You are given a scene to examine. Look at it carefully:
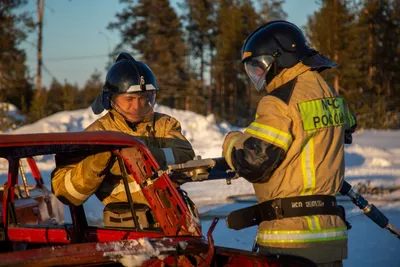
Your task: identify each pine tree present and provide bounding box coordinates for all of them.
[78,70,103,109]
[0,0,34,119]
[45,79,63,114]
[306,0,355,93]
[183,0,216,83]
[182,0,218,114]
[108,0,189,110]
[213,0,261,125]
[306,0,399,128]
[259,0,288,22]
[354,0,400,128]
[45,79,79,114]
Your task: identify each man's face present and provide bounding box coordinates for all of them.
[112,91,156,122]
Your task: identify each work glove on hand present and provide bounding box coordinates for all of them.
[345,115,357,144]
[222,131,243,170]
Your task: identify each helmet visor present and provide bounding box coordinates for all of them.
[111,90,156,122]
[244,55,275,92]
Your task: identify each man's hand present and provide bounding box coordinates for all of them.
[222,131,243,170]
[345,114,357,144]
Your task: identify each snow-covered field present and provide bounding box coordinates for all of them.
[1,105,399,267]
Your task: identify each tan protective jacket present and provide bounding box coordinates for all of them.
[227,63,356,263]
[51,110,195,207]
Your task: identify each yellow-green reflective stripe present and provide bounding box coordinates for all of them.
[258,227,347,234]
[305,215,321,231]
[313,215,321,230]
[257,236,347,243]
[298,97,346,131]
[256,228,347,243]
[301,137,315,195]
[305,216,313,230]
[245,122,292,151]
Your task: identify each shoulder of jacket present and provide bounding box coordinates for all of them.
[267,77,297,105]
[154,112,178,123]
[154,112,170,119]
[85,113,109,131]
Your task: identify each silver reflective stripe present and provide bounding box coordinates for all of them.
[162,148,175,165]
[107,182,142,195]
[64,170,90,201]
[257,228,347,243]
[126,84,156,92]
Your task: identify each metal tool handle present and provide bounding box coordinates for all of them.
[341,180,400,239]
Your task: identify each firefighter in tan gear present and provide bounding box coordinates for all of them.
[52,52,195,228]
[222,21,357,267]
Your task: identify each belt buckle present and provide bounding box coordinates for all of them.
[271,200,284,219]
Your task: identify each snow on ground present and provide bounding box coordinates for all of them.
[1,106,400,266]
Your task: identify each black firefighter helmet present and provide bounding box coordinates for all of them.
[91,52,158,115]
[242,20,337,92]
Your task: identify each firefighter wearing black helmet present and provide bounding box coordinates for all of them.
[222,21,356,266]
[51,52,195,228]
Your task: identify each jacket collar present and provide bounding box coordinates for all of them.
[266,62,311,93]
[109,109,155,133]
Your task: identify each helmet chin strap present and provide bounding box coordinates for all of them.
[110,100,153,123]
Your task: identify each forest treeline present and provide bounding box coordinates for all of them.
[0,0,399,131]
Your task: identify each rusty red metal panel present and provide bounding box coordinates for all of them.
[0,131,149,159]
[0,237,209,267]
[213,246,318,267]
[0,131,142,148]
[7,227,71,244]
[117,147,202,237]
[3,159,19,225]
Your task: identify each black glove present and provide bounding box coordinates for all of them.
[344,132,353,144]
[344,115,357,144]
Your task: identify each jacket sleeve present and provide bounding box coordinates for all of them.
[150,116,195,167]
[230,96,293,183]
[51,121,111,206]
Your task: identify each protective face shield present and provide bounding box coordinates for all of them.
[111,90,156,122]
[244,55,275,92]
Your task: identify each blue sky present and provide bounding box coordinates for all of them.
[20,0,320,89]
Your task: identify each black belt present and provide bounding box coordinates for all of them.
[226,195,347,230]
[260,195,342,221]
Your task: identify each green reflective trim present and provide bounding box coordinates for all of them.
[256,227,348,244]
[257,236,347,244]
[258,227,347,235]
[298,97,346,131]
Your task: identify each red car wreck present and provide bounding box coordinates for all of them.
[0,131,316,267]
